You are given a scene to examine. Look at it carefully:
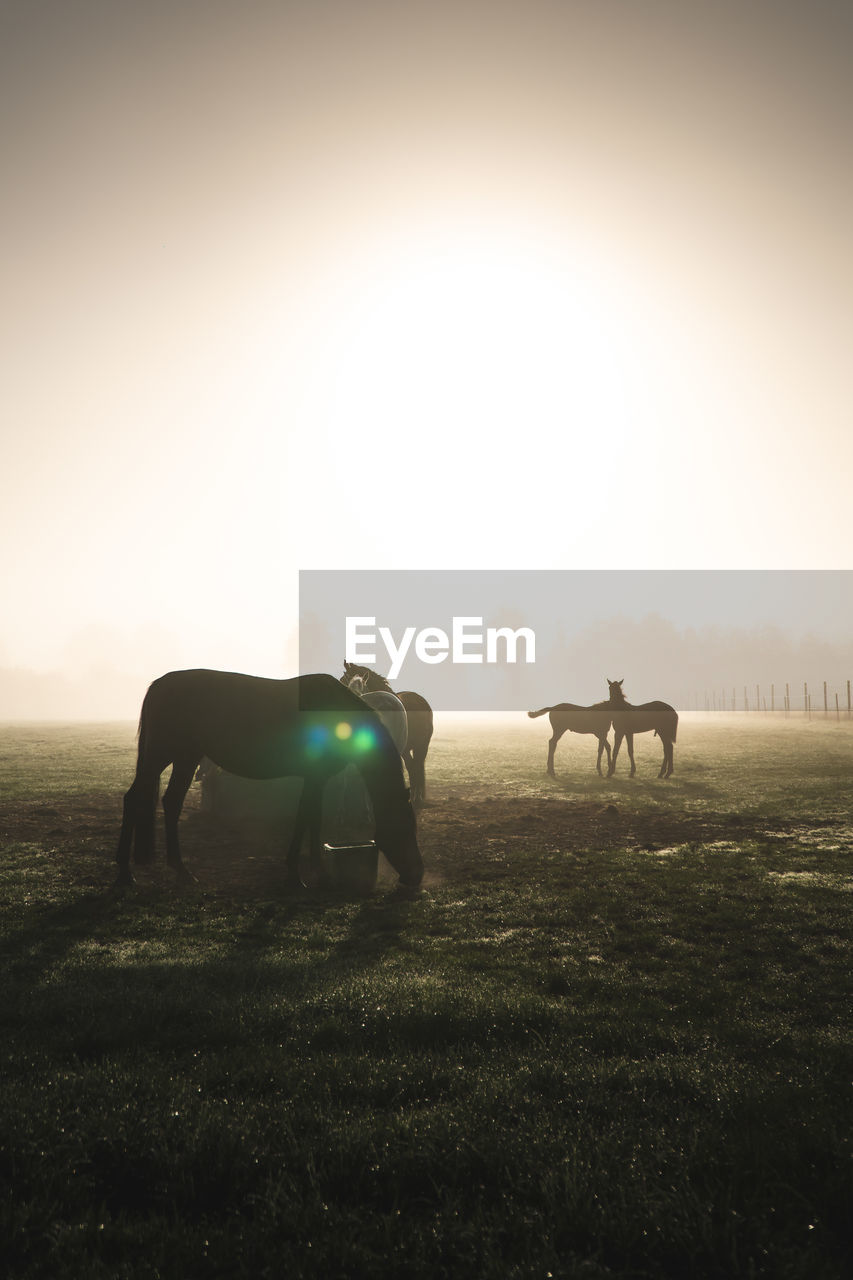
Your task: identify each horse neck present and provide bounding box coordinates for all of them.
[357,732,408,812]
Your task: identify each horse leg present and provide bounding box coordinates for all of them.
[285,788,308,888]
[547,727,566,777]
[305,779,330,886]
[626,733,636,777]
[115,769,161,887]
[162,757,201,883]
[115,780,141,887]
[401,746,416,802]
[285,778,324,889]
[410,746,428,807]
[596,735,611,776]
[402,743,427,808]
[663,739,674,778]
[608,731,623,777]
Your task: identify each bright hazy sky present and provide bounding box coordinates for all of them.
[2,0,851,705]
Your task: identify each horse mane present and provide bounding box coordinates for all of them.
[343,661,393,693]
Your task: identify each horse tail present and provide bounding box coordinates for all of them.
[131,698,159,864]
[655,713,678,742]
[528,707,552,719]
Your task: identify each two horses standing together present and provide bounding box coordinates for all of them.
[529,679,678,779]
[114,664,433,892]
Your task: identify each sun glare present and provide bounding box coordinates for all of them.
[260,213,712,567]
[322,226,638,460]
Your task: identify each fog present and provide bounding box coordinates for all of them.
[2,613,849,720]
[2,1,851,718]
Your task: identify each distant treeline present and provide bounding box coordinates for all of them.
[3,611,852,719]
[525,616,853,710]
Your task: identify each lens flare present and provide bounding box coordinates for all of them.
[335,721,353,740]
[304,723,330,760]
[352,726,375,753]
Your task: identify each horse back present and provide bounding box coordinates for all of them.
[611,700,678,738]
[547,702,611,735]
[140,670,377,771]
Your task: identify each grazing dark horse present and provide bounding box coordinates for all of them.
[527,702,613,776]
[115,670,424,890]
[606,678,678,778]
[342,661,434,807]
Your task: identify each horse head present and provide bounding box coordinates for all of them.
[342,661,392,694]
[607,678,627,705]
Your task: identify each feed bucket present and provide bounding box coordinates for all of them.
[322,842,379,894]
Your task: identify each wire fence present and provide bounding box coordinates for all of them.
[685,681,853,717]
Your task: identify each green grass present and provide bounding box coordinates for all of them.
[0,715,851,1278]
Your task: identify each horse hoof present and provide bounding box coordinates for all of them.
[388,882,423,902]
[113,872,136,891]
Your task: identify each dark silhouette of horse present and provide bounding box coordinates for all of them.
[115,670,424,890]
[527,702,613,776]
[606,678,678,778]
[342,662,434,807]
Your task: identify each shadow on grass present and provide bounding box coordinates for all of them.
[0,849,426,1058]
[545,770,723,801]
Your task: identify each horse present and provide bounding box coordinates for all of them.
[342,661,434,807]
[344,676,409,752]
[527,702,613,776]
[114,670,424,890]
[606,678,678,778]
[329,675,408,826]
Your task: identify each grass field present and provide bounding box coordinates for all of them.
[1,713,851,1278]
